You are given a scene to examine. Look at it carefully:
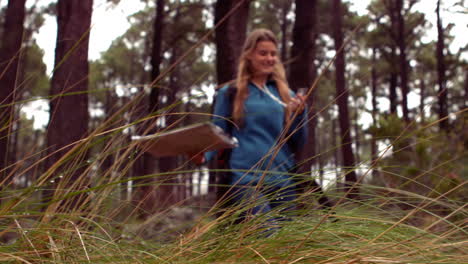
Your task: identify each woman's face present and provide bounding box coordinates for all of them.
[248,40,278,77]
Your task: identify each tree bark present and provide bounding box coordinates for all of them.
[155,43,181,211]
[332,119,341,188]
[132,0,167,219]
[280,1,292,62]
[371,47,378,178]
[211,0,250,195]
[354,109,360,163]
[44,0,93,210]
[389,47,398,115]
[149,0,165,114]
[464,70,468,110]
[317,137,324,187]
[214,0,250,84]
[395,0,410,122]
[289,0,326,202]
[0,0,27,192]
[101,84,118,174]
[332,0,358,198]
[436,0,448,130]
[289,0,318,174]
[289,0,334,207]
[419,76,426,123]
[375,14,398,116]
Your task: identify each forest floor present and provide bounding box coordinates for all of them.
[0,191,465,263]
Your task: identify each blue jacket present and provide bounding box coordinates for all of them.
[207,81,308,187]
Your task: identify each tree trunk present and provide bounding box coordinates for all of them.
[155,44,181,211]
[317,134,324,187]
[0,0,26,193]
[419,76,426,123]
[280,1,292,62]
[332,0,358,198]
[436,0,448,131]
[149,0,165,114]
[101,89,130,204]
[371,47,378,178]
[289,0,318,176]
[211,0,250,195]
[44,0,93,210]
[102,87,117,173]
[389,48,398,115]
[8,105,21,184]
[354,109,360,163]
[131,0,166,219]
[376,13,398,116]
[214,0,250,84]
[332,119,341,188]
[464,71,468,110]
[289,0,333,207]
[396,0,410,122]
[198,168,203,196]
[183,101,194,200]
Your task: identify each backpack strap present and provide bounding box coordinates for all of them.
[211,85,237,135]
[224,85,237,135]
[213,85,237,212]
[216,85,236,169]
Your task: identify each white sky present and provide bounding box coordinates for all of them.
[33,0,147,74]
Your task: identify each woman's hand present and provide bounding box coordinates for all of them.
[288,95,306,114]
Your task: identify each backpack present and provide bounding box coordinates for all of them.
[209,85,333,211]
[209,86,237,211]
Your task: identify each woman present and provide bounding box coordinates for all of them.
[200,29,308,223]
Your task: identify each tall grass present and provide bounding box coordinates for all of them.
[2,52,467,263]
[0,98,466,263]
[1,3,466,261]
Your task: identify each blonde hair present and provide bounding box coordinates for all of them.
[233,28,292,125]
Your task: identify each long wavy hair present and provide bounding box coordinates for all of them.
[232,28,292,125]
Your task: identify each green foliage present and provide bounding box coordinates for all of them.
[89,0,214,101]
[21,41,50,97]
[250,0,293,35]
[23,5,47,42]
[368,114,466,203]
[368,114,405,139]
